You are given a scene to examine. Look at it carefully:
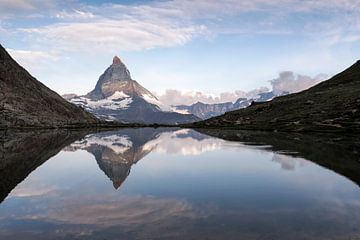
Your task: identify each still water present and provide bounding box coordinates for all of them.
[0,128,359,240]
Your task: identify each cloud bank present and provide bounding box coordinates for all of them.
[157,72,328,105]
[270,71,328,95]
[156,87,269,106]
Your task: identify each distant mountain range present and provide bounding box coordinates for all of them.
[194,60,360,132]
[0,44,98,128]
[174,92,288,119]
[65,56,200,124]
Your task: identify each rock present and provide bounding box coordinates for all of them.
[0,44,99,129]
[66,56,200,124]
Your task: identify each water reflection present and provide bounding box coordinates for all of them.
[65,128,167,189]
[197,129,360,186]
[64,128,229,189]
[0,128,359,239]
[0,130,89,202]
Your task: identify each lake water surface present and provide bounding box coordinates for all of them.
[0,128,359,240]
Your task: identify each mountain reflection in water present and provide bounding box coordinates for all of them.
[0,128,359,240]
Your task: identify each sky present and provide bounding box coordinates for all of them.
[1,0,359,105]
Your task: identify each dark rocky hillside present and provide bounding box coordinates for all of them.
[194,61,360,133]
[0,44,99,129]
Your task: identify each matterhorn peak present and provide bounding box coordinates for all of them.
[113,56,122,65]
[71,52,200,124]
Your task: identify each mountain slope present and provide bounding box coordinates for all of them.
[0,44,99,128]
[194,61,360,132]
[67,56,200,124]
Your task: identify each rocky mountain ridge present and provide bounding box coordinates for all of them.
[0,44,99,128]
[66,56,200,124]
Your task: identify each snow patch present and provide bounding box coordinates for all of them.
[70,91,132,111]
[171,107,190,114]
[71,134,133,155]
[108,91,129,99]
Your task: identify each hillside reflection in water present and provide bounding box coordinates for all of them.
[0,128,359,240]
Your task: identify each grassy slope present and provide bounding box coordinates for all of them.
[194,61,360,132]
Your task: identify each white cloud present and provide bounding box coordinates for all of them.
[0,0,56,18]
[156,87,269,106]
[55,9,96,20]
[21,18,206,53]
[270,71,328,95]
[0,0,39,11]
[157,71,328,105]
[6,48,58,70]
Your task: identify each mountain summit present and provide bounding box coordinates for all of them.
[86,55,153,101]
[67,56,200,124]
[112,56,122,65]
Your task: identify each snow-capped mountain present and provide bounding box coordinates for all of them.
[174,92,288,119]
[65,56,200,124]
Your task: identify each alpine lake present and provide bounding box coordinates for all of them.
[0,128,359,240]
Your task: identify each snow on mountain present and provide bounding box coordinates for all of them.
[65,56,200,124]
[70,91,133,111]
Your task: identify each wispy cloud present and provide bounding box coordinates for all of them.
[0,0,57,19]
[6,48,58,70]
[13,2,208,53]
[55,9,96,20]
[22,19,206,52]
[3,0,360,53]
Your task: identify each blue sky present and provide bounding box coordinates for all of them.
[1,0,359,104]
